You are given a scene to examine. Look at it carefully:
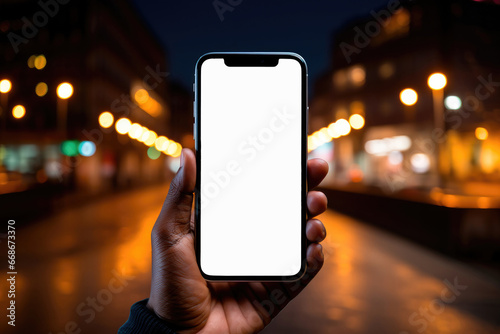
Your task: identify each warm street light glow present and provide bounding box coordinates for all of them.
[34,55,47,70]
[112,116,180,156]
[139,127,150,142]
[155,136,169,151]
[170,143,182,157]
[128,123,143,139]
[320,127,332,141]
[99,111,114,128]
[115,118,131,134]
[411,153,431,174]
[349,114,365,130]
[327,122,341,139]
[0,79,12,93]
[400,88,418,106]
[427,73,447,90]
[167,142,180,155]
[336,118,351,136]
[35,82,48,97]
[132,87,162,117]
[57,82,73,99]
[144,131,157,146]
[444,96,462,110]
[27,55,36,68]
[349,65,366,86]
[475,127,488,140]
[12,105,26,119]
[134,89,150,104]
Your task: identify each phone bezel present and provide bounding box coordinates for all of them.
[194,52,308,281]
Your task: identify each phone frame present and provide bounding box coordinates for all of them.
[194,52,308,281]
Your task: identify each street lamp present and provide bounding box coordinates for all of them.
[1,79,12,129]
[427,73,447,90]
[0,79,11,93]
[57,82,73,99]
[427,72,447,187]
[12,105,26,119]
[427,72,447,129]
[56,82,73,136]
[399,88,418,106]
[349,114,365,130]
[98,111,114,128]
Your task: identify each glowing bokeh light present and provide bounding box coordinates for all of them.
[0,79,12,93]
[12,105,26,119]
[336,118,351,136]
[78,141,96,157]
[167,142,179,155]
[98,111,114,128]
[115,118,131,134]
[155,136,169,151]
[349,114,365,130]
[147,147,161,160]
[128,123,143,139]
[61,140,80,157]
[411,153,430,173]
[475,127,488,141]
[144,131,157,146]
[27,55,36,68]
[34,55,47,70]
[57,82,73,99]
[134,89,150,104]
[139,127,150,142]
[327,122,341,139]
[427,73,447,90]
[35,82,48,97]
[444,96,462,110]
[400,88,418,106]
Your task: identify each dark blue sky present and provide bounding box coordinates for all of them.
[131,0,388,91]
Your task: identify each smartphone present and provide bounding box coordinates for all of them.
[194,52,307,281]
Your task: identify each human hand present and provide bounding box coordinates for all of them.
[147,148,329,333]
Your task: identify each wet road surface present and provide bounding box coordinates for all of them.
[1,184,499,333]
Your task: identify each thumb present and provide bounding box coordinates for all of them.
[153,148,196,248]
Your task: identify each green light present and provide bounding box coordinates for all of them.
[61,140,80,156]
[147,147,161,160]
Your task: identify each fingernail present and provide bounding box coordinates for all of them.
[316,244,324,261]
[180,149,185,168]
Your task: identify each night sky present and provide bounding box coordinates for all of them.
[131,0,388,92]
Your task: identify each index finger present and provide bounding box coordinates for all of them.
[307,158,329,189]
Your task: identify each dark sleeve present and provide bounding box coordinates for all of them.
[118,299,178,334]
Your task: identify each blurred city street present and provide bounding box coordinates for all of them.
[2,0,500,333]
[1,182,499,334]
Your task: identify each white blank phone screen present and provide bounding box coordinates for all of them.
[200,58,303,277]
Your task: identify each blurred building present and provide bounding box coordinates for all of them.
[309,0,500,257]
[310,0,500,205]
[0,0,184,207]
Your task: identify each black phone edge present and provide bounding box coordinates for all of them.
[193,52,308,282]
